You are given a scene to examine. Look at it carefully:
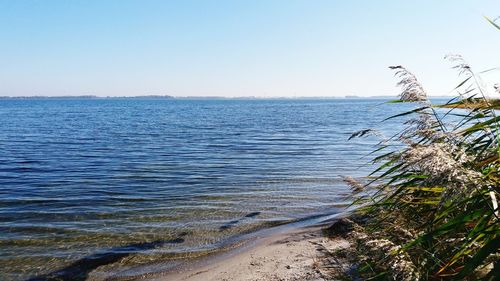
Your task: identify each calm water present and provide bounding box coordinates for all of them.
[0,98,408,280]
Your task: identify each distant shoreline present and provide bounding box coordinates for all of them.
[0,95,175,99]
[0,95,455,100]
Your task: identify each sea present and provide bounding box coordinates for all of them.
[0,98,414,280]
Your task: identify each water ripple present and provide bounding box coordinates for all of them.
[0,98,411,280]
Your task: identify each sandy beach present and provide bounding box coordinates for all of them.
[150,219,350,281]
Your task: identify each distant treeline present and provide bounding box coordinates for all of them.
[0,95,174,99]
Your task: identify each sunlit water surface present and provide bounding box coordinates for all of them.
[0,98,415,280]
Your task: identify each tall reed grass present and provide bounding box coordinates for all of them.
[350,45,499,279]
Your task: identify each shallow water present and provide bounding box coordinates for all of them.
[0,98,410,280]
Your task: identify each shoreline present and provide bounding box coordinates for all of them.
[136,213,351,281]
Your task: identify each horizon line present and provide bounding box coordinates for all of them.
[0,94,460,99]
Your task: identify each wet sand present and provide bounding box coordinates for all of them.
[149,217,350,281]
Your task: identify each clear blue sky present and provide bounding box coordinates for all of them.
[0,0,498,97]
